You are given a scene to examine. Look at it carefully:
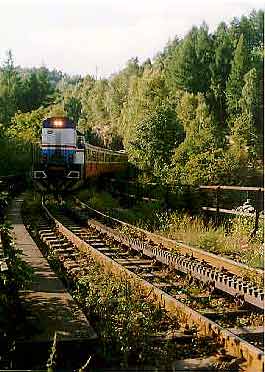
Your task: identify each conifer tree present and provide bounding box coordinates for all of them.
[0,50,22,124]
[210,22,233,126]
[226,34,249,118]
[230,68,258,156]
[165,24,213,94]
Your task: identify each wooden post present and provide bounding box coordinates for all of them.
[216,186,220,213]
[214,186,221,225]
[251,188,261,237]
[164,185,169,209]
[136,181,140,202]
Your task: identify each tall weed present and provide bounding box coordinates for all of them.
[158,212,264,269]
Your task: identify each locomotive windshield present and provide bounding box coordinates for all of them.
[43,117,75,129]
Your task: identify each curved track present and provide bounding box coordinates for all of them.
[36,200,264,372]
[72,200,264,309]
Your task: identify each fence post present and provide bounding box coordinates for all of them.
[164,184,169,209]
[251,188,261,237]
[216,186,220,213]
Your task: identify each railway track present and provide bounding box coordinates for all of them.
[69,199,264,310]
[73,199,264,280]
[33,199,264,371]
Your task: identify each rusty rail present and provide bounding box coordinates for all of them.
[200,186,264,192]
[75,201,264,302]
[82,213,264,310]
[42,201,264,372]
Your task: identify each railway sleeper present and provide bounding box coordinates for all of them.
[42,204,264,372]
[150,330,193,343]
[59,213,263,313]
[39,233,56,239]
[38,229,53,233]
[199,309,253,320]
[86,221,264,310]
[228,326,264,337]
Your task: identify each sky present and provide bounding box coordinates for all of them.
[0,0,263,77]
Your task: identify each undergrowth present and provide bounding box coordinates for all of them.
[76,189,264,270]
[163,213,264,269]
[0,218,34,370]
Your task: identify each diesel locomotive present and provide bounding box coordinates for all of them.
[33,117,84,180]
[33,116,127,183]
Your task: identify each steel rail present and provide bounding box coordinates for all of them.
[74,200,264,310]
[200,185,264,192]
[76,199,263,274]
[41,201,264,372]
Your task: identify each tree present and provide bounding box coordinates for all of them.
[229,10,264,53]
[7,107,47,143]
[64,96,82,123]
[165,24,213,94]
[226,34,249,118]
[127,104,183,176]
[46,102,66,118]
[121,69,183,178]
[20,72,41,112]
[170,93,223,185]
[210,22,233,126]
[0,50,22,124]
[229,68,258,157]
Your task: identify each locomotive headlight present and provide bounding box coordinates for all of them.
[53,119,64,127]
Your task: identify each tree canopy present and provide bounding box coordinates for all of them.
[0,10,263,183]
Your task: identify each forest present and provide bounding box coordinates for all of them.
[0,10,263,185]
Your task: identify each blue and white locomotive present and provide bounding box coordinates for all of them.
[33,116,128,187]
[33,117,84,180]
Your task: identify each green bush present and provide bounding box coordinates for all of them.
[197,229,225,253]
[89,191,120,210]
[0,137,33,176]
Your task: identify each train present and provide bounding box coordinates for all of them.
[33,116,127,183]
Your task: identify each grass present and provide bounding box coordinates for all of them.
[76,189,264,270]
[76,188,163,228]
[77,188,120,211]
[161,213,264,269]
[23,192,218,369]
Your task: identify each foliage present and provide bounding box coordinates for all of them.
[77,188,164,229]
[226,34,250,118]
[229,68,259,157]
[0,50,22,124]
[126,103,183,176]
[0,221,34,370]
[209,22,233,126]
[7,107,47,143]
[85,190,264,272]
[0,136,34,175]
[0,222,34,292]
[160,212,264,271]
[64,96,82,123]
[165,24,213,94]
[169,93,223,185]
[87,191,120,211]
[0,51,55,127]
[72,262,179,367]
[0,10,263,185]
[120,69,183,177]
